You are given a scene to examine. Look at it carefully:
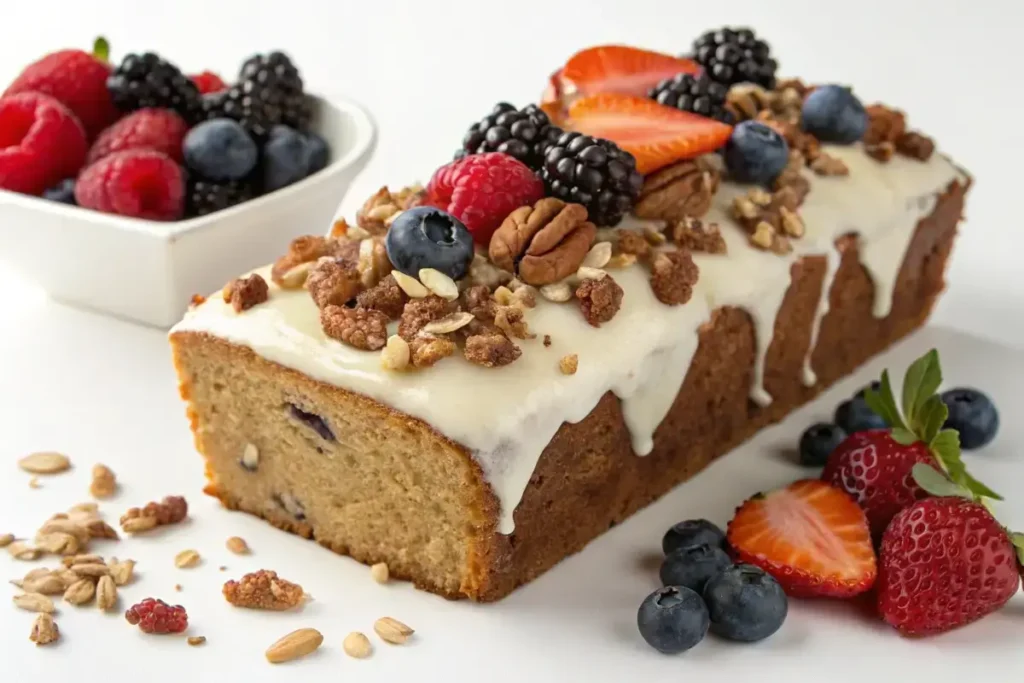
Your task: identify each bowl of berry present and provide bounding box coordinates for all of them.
[0,38,376,328]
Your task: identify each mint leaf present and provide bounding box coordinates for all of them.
[930,428,961,477]
[902,349,942,435]
[919,395,949,445]
[961,471,1003,502]
[911,463,971,498]
[864,370,906,431]
[891,427,918,445]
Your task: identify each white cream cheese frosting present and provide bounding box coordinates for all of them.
[171,143,963,534]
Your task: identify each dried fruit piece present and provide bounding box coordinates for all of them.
[374,616,414,644]
[266,628,323,663]
[18,451,71,474]
[125,598,189,634]
[119,495,187,533]
[223,569,304,611]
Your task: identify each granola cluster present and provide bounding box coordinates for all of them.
[864,104,935,163]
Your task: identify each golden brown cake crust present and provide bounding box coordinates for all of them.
[170,178,966,603]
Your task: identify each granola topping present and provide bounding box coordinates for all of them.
[222,274,269,313]
[668,217,727,254]
[650,251,700,306]
[321,306,389,351]
[306,256,362,309]
[575,275,623,327]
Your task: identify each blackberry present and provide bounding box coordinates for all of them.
[203,52,311,138]
[540,131,643,227]
[107,53,202,122]
[186,179,255,217]
[692,27,778,89]
[456,103,562,169]
[649,72,733,124]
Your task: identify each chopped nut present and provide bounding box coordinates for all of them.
[581,241,613,269]
[606,253,638,269]
[320,305,389,351]
[271,235,332,286]
[634,156,720,220]
[643,226,667,246]
[189,294,206,309]
[356,274,407,319]
[467,251,513,290]
[866,141,895,162]
[418,268,459,301]
[357,236,393,289]
[747,187,773,206]
[30,613,59,646]
[493,305,532,339]
[226,537,250,555]
[278,261,313,290]
[650,250,700,306]
[222,274,269,313]
[29,476,41,489]
[398,296,454,340]
[616,230,651,259]
[356,186,422,235]
[374,617,414,644]
[575,275,623,327]
[391,269,430,298]
[779,206,805,238]
[463,333,521,368]
[370,562,389,584]
[492,285,514,306]
[96,575,117,611]
[539,282,572,303]
[864,103,906,146]
[8,541,40,561]
[575,266,607,281]
[810,153,849,176]
[422,311,475,335]
[0,533,13,548]
[306,256,362,309]
[725,83,774,122]
[751,221,776,249]
[89,463,117,498]
[63,578,95,606]
[559,354,579,375]
[223,569,305,611]
[18,451,70,474]
[266,628,324,664]
[669,217,727,254]
[896,131,935,161]
[343,631,372,658]
[13,592,56,613]
[543,334,552,347]
[107,558,135,586]
[489,198,596,286]
[380,335,411,371]
[241,442,259,471]
[175,549,201,569]
[409,335,457,368]
[188,635,207,646]
[511,283,538,308]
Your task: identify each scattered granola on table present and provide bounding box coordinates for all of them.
[222,569,305,611]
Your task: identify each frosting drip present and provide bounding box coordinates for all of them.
[171,144,963,534]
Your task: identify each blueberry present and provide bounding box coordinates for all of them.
[723,120,789,185]
[262,125,311,192]
[660,543,733,593]
[288,403,335,441]
[801,85,867,144]
[798,422,848,467]
[636,586,710,654]
[834,397,886,434]
[941,388,999,449]
[855,380,881,399]
[306,132,330,174]
[662,518,725,555]
[703,564,787,642]
[42,178,76,205]
[183,118,258,182]
[385,206,474,281]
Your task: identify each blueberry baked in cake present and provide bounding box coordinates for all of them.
[169,29,969,602]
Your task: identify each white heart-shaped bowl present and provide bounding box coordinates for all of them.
[0,93,376,328]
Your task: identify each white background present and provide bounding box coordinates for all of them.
[1,1,1023,681]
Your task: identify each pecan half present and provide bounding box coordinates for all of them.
[488,198,596,286]
[633,157,720,221]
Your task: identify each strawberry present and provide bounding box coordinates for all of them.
[559,45,700,99]
[726,479,877,598]
[190,71,227,95]
[877,496,1021,636]
[824,349,1005,541]
[565,94,732,174]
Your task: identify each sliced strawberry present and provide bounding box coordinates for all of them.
[540,68,569,126]
[566,94,732,174]
[560,45,700,98]
[726,479,878,599]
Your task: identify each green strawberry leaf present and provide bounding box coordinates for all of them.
[911,463,972,499]
[931,428,962,479]
[890,427,918,446]
[93,37,110,62]
[1011,533,1024,565]
[901,348,942,434]
[864,370,907,431]
[919,395,949,445]
[961,471,1003,502]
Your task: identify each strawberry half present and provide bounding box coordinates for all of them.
[726,479,877,598]
[560,45,700,98]
[566,94,732,174]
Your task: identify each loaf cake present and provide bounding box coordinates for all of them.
[169,37,969,602]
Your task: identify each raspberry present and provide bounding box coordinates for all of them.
[87,108,188,165]
[425,152,544,246]
[0,92,88,196]
[190,71,227,95]
[125,598,188,634]
[3,38,119,139]
[75,150,185,221]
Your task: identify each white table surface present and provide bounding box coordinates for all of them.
[2,1,1023,680]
